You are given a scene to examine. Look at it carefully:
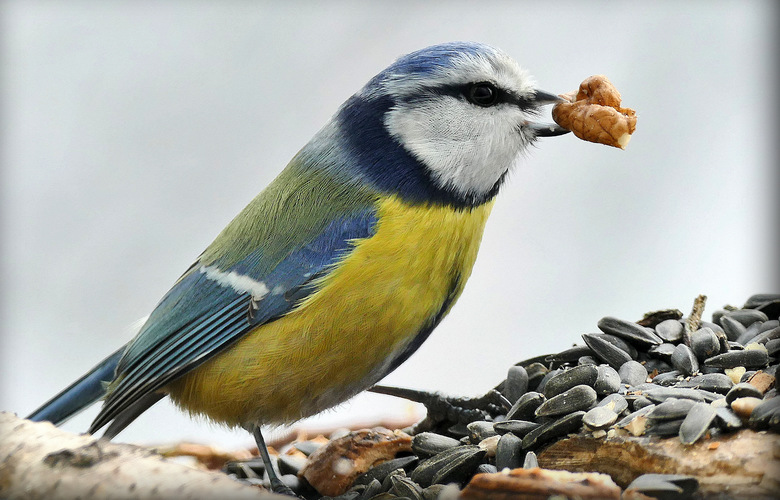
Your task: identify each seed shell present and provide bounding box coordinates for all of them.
[647,398,697,421]
[522,411,585,449]
[655,319,684,343]
[597,316,663,347]
[545,344,594,364]
[714,406,743,430]
[505,392,545,421]
[679,402,716,444]
[495,433,523,471]
[522,450,538,469]
[724,309,769,327]
[503,365,529,404]
[582,333,632,369]
[542,364,599,399]
[671,344,699,376]
[720,315,746,341]
[410,445,484,488]
[676,373,733,394]
[691,328,721,360]
[643,387,705,403]
[582,406,618,430]
[646,417,684,437]
[704,349,769,369]
[492,420,541,437]
[535,385,597,417]
[725,383,763,405]
[594,365,621,395]
[411,433,461,458]
[618,360,648,387]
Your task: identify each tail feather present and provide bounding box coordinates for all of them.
[27,346,126,425]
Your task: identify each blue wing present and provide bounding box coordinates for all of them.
[89,207,378,434]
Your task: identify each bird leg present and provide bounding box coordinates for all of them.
[252,426,298,497]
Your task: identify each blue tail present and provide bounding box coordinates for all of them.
[27,346,126,425]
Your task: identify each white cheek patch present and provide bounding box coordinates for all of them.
[385,98,530,198]
[199,265,270,300]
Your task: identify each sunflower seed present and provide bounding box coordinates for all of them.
[359,479,383,500]
[736,321,765,345]
[467,421,496,443]
[676,373,733,394]
[720,315,747,341]
[739,370,757,383]
[411,433,461,457]
[671,344,699,376]
[582,333,633,369]
[410,445,484,487]
[725,383,763,405]
[594,333,639,358]
[646,417,685,436]
[598,393,628,414]
[725,309,769,327]
[523,450,538,468]
[578,355,598,365]
[535,385,597,417]
[750,326,780,346]
[475,463,497,475]
[647,398,697,420]
[759,319,780,333]
[524,363,549,391]
[766,338,780,357]
[583,406,618,430]
[627,474,698,498]
[652,370,683,386]
[598,316,663,347]
[691,328,721,360]
[714,406,743,430]
[522,411,585,449]
[542,364,599,399]
[619,360,648,387]
[503,365,529,404]
[495,432,523,471]
[534,368,560,395]
[744,293,780,309]
[631,396,654,410]
[655,319,685,343]
[545,344,594,364]
[704,349,769,369]
[594,365,621,395]
[748,396,780,430]
[679,402,716,444]
[505,392,545,420]
[493,420,541,437]
[643,387,705,403]
[353,456,419,486]
[389,474,423,500]
[648,343,676,360]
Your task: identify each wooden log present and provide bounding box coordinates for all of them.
[0,412,279,500]
[538,428,780,499]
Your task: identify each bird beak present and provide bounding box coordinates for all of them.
[527,89,571,137]
[532,89,566,105]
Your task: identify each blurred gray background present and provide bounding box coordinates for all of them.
[1,1,777,449]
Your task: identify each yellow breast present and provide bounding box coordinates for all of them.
[166,195,494,427]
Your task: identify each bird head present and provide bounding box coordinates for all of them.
[305,42,568,208]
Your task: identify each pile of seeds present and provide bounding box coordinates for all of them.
[225,293,779,499]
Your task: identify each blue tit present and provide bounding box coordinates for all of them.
[28,41,568,490]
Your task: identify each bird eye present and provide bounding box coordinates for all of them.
[466,83,498,107]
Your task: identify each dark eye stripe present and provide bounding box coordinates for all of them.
[400,83,537,111]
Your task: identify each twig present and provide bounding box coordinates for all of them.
[683,294,707,347]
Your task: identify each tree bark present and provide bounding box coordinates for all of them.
[0,412,279,500]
